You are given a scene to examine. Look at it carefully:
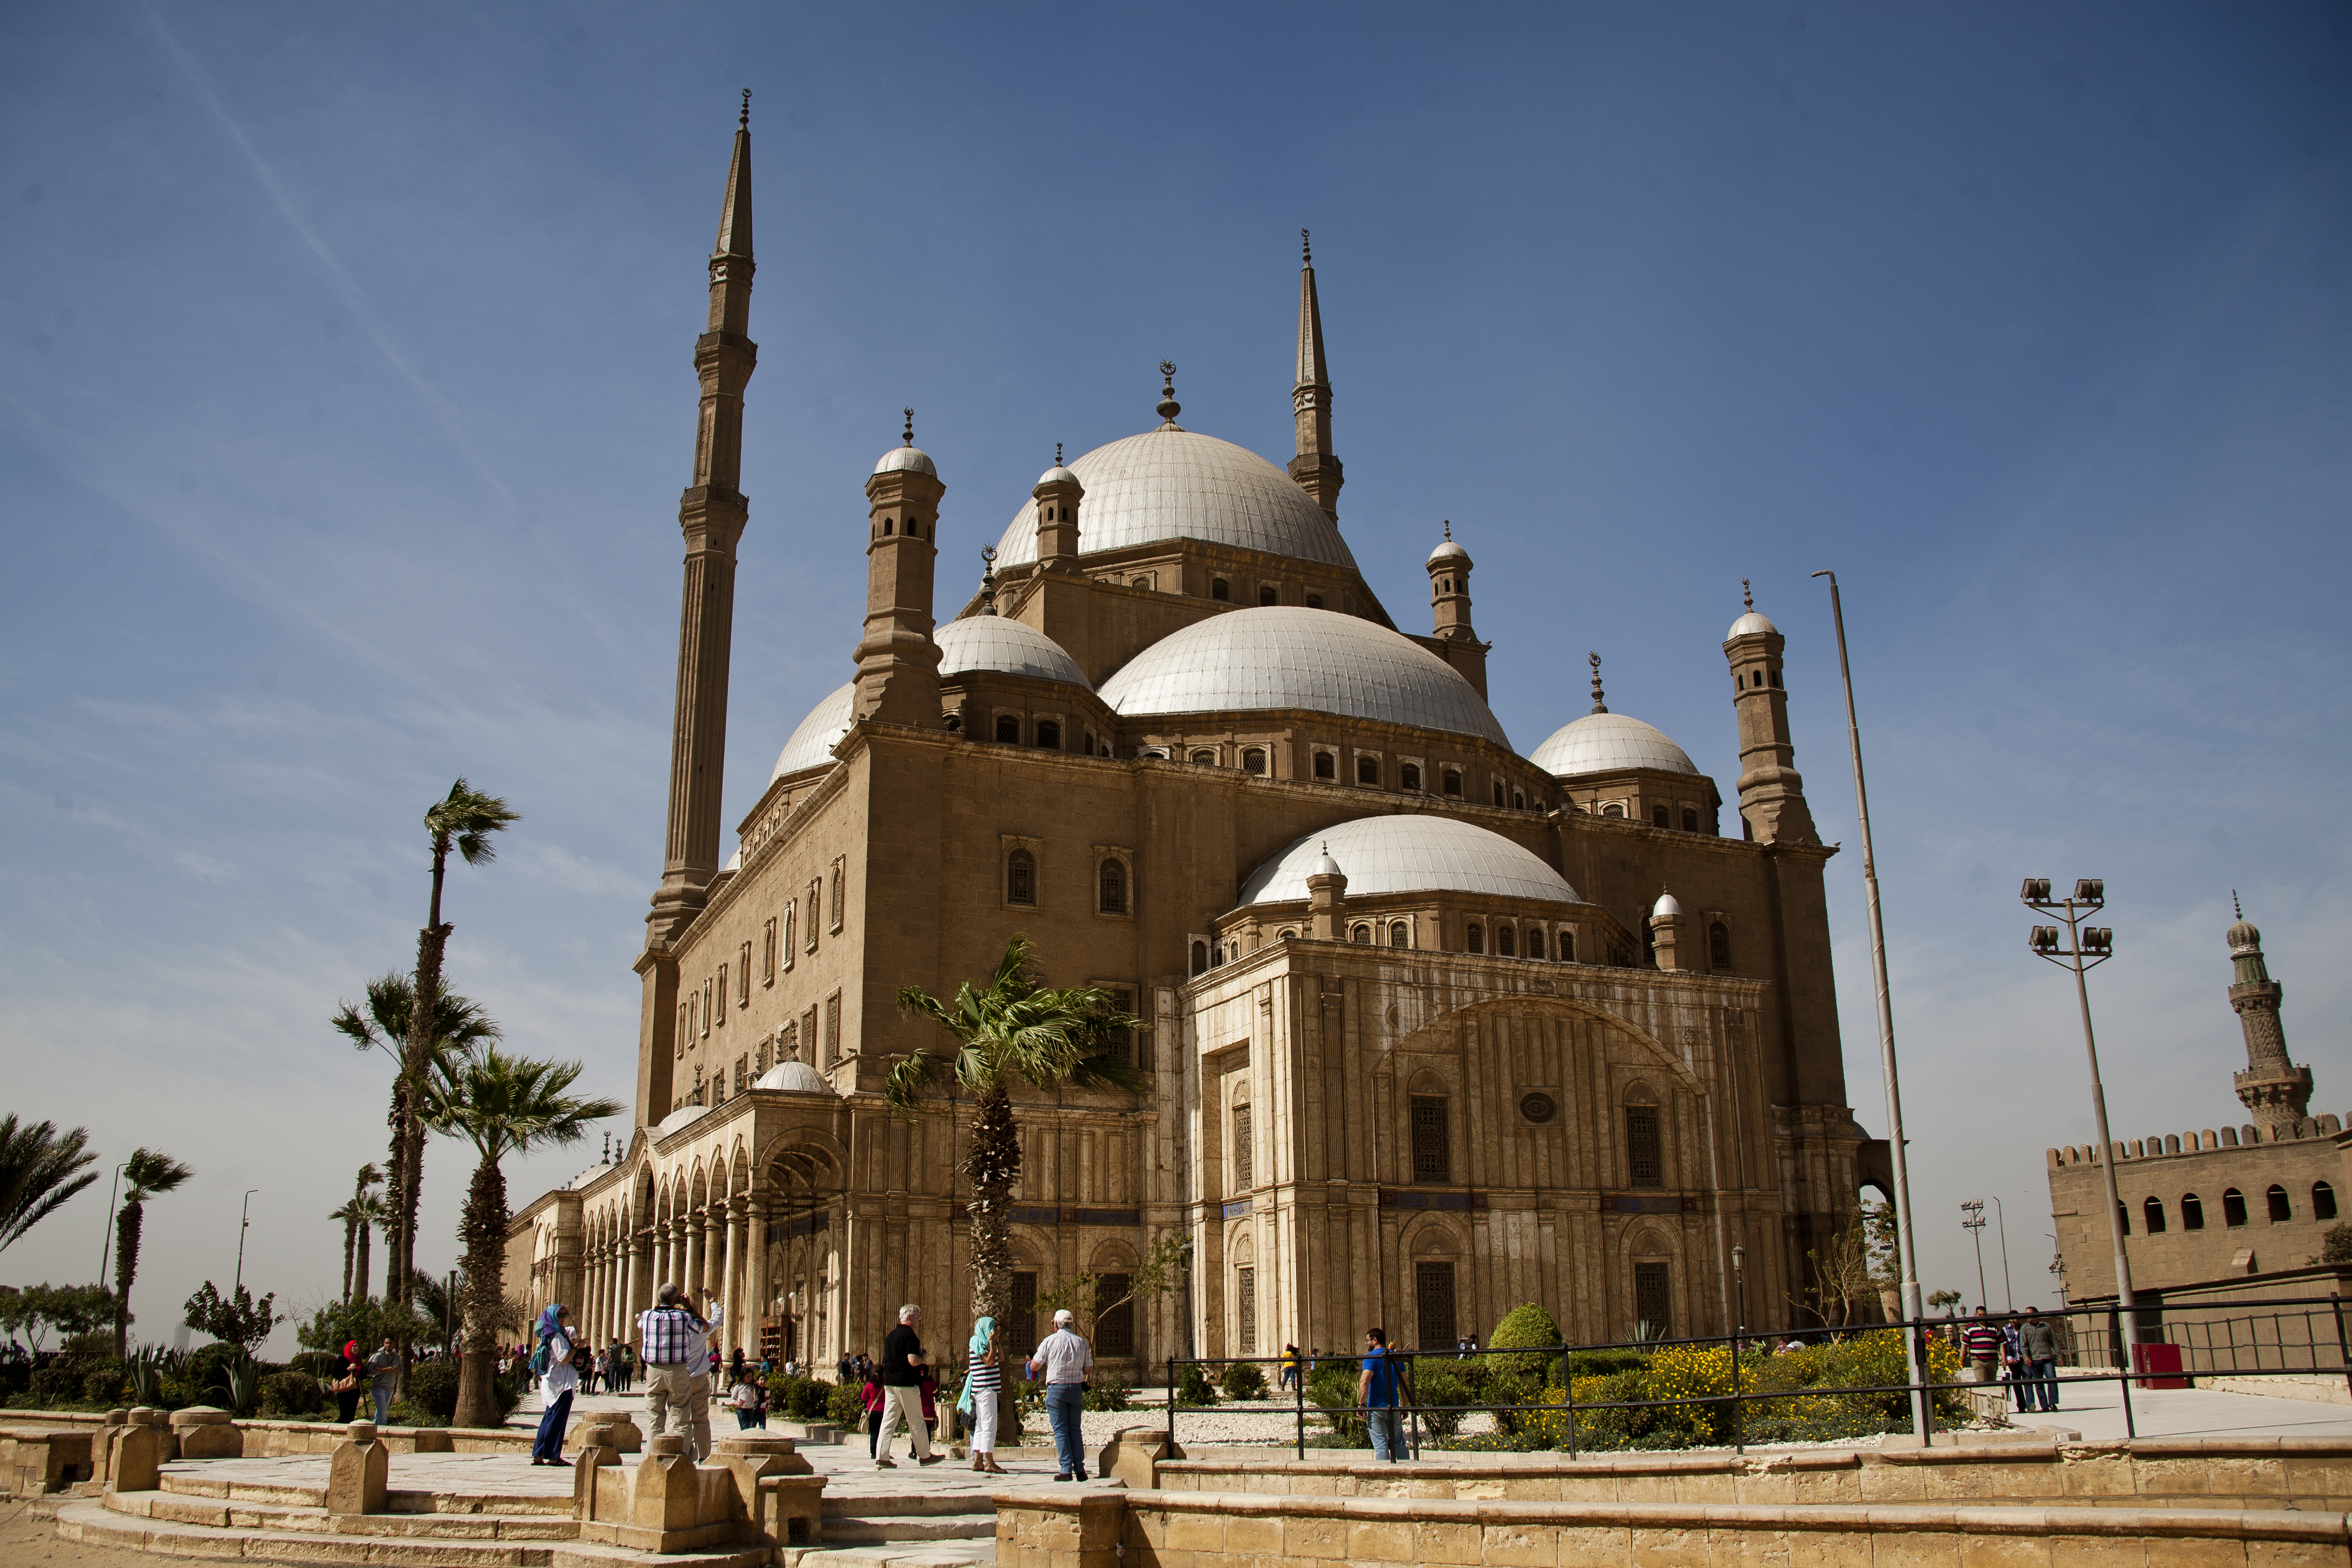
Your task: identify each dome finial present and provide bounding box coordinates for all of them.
[2234,888,2243,919]
[1742,578,1753,611]
[902,407,914,447]
[1156,361,1181,425]
[1301,227,1312,265]
[977,544,998,616]
[739,88,751,130]
[1055,441,1063,467]
[1588,650,1607,715]
[1443,519,1452,542]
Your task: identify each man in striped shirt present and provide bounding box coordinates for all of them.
[638,1283,721,1460]
[1962,1308,2005,1382]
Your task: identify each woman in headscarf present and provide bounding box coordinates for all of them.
[330,1340,365,1424]
[529,1304,577,1466]
[957,1315,1005,1473]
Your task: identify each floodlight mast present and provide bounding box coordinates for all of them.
[2022,877,2137,1366]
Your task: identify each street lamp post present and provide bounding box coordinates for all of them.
[2023,877,2136,1367]
[97,1161,129,1286]
[1732,1244,1748,1341]
[234,1189,259,1296]
[1961,1202,1990,1308]
[1811,570,1930,1441]
[1991,1195,2014,1312]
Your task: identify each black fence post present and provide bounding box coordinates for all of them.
[1294,1354,1305,1462]
[1731,1333,1745,1457]
[1166,1355,1175,1453]
[2333,1295,2351,1404]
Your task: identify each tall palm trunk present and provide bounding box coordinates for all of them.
[452,1154,508,1430]
[382,1090,410,1297]
[355,1215,374,1301]
[391,847,453,1380]
[963,1083,1021,1440]
[341,1212,358,1303]
[112,1200,144,1357]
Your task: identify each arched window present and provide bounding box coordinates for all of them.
[1350,923,1371,944]
[1625,1104,1662,1187]
[1492,781,1506,806]
[944,715,961,732]
[1241,747,1266,775]
[1189,748,1217,766]
[1313,751,1336,781]
[1559,928,1576,962]
[1231,1103,1253,1192]
[1465,923,1483,955]
[1389,921,1410,948]
[1258,584,1278,607]
[1496,925,1516,957]
[1305,593,1322,608]
[1442,768,1462,797]
[1602,802,1625,818]
[1410,1095,1451,1183]
[1709,922,1731,971]
[995,715,1020,744]
[2181,1193,2205,1230]
[2316,1182,2339,1221]
[2269,1185,2293,1223]
[1400,762,1422,791]
[1210,578,1230,601]
[2143,1196,2167,1234]
[2223,1188,2248,1227]
[1098,859,1125,915]
[1527,928,1545,960]
[1514,790,1525,810]
[1189,940,1209,976]
[1006,850,1036,907]
[1357,755,1380,786]
[1651,804,1670,828]
[1035,719,1061,750]
[882,517,893,535]
[2116,1201,2129,1236]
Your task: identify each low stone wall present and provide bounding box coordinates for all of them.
[2208,1374,2352,1406]
[0,1425,93,1495]
[997,1488,2352,1568]
[0,1408,531,1457]
[1158,1437,2352,1513]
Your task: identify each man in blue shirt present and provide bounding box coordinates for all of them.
[1355,1327,1411,1462]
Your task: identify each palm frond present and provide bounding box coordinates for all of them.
[424,1045,621,1166]
[426,779,521,867]
[122,1147,194,1201]
[0,1115,100,1252]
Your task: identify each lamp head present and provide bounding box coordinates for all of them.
[2020,878,2052,903]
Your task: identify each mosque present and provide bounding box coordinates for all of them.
[506,106,1882,1374]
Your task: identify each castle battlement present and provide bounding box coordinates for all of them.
[2048,1112,2346,1170]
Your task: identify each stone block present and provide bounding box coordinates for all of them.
[1099,1425,1174,1490]
[1950,1528,2053,1567]
[1346,1517,1417,1562]
[1165,1509,1226,1551]
[2248,1537,2352,1568]
[113,1411,170,1494]
[170,1408,243,1461]
[1280,1511,1350,1560]
[1221,1511,1283,1555]
[1478,1523,1562,1568]
[325,1423,387,1516]
[1413,1518,1483,1564]
[2035,1536,2147,1568]
[630,1434,703,1531]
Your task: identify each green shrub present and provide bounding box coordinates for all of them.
[489,1371,523,1423]
[403,1358,460,1419]
[1407,1361,1475,1439]
[82,1362,128,1406]
[260,1371,325,1417]
[1173,1362,1217,1406]
[824,1377,867,1431]
[30,1366,81,1407]
[1560,1348,1648,1379]
[1218,1361,1268,1401]
[767,1374,832,1423]
[1306,1365,1362,1440]
[1083,1372,1132,1412]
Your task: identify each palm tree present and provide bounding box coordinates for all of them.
[331,1165,381,1303]
[111,1147,195,1355]
[0,1115,99,1252]
[350,1189,389,1302]
[332,962,503,1317]
[888,935,1142,1432]
[424,1045,617,1429]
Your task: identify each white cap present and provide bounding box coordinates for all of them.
[1651,890,1684,919]
[1052,1309,1075,1324]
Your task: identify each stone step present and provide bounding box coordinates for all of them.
[786,1543,994,1568]
[823,1489,1007,1518]
[58,1496,772,1567]
[822,1510,995,1544]
[107,1487,582,1540]
[154,1468,574,1515]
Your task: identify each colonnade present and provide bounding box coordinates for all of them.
[576,1194,768,1359]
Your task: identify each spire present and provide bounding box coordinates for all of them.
[1156,361,1181,427]
[977,545,998,616]
[2228,897,2311,1133]
[1589,652,1607,715]
[1742,578,1753,611]
[1056,442,1063,466]
[708,93,754,334]
[902,407,915,447]
[2234,890,2244,919]
[1289,229,1344,519]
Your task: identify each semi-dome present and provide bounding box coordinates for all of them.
[754,1060,832,1095]
[874,443,936,477]
[1727,610,1776,638]
[991,428,1358,571]
[937,616,1088,687]
[1530,712,1698,779]
[1652,891,1683,919]
[1100,607,1510,747]
[772,682,856,780]
[1240,815,1579,906]
[653,1102,710,1138]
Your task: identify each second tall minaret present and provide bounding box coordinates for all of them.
[1288,229,1343,520]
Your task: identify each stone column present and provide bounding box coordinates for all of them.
[717,1200,740,1354]
[747,1199,771,1360]
[683,1217,703,1312]
[655,1223,674,1304]
[703,1207,725,1325]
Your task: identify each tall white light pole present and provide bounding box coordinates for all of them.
[1811,570,1929,1441]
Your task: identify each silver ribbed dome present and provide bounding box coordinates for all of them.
[1100,607,1510,747]
[1240,815,1579,906]
[874,444,937,477]
[991,428,1357,571]
[1530,712,1698,778]
[754,1060,832,1095]
[938,616,1088,687]
[1727,610,1777,638]
[771,682,856,780]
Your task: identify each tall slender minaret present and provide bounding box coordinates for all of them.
[648,94,758,949]
[1723,582,1817,845]
[2228,897,2312,1133]
[639,95,757,1124]
[1287,229,1343,519]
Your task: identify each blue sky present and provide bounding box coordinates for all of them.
[3,3,2347,1352]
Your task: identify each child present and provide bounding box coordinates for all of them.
[731,1373,762,1431]
[862,1371,886,1458]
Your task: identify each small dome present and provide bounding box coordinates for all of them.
[1034,464,1082,491]
[1312,844,1343,878]
[653,1102,710,1138]
[723,847,742,874]
[772,683,856,780]
[2228,918,2262,954]
[874,444,937,477]
[1426,538,1469,566]
[937,616,1089,687]
[1652,891,1683,919]
[1241,815,1579,906]
[1530,712,1699,779]
[1727,610,1777,638]
[755,1060,832,1096]
[1101,607,1511,747]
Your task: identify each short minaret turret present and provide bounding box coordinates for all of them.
[1424,522,1489,698]
[1649,890,1685,971]
[1287,230,1345,520]
[1307,845,1348,941]
[1034,443,1083,572]
[1723,582,1817,845]
[853,408,944,729]
[2228,897,2312,1133]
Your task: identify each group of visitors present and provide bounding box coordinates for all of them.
[1958,1306,2064,1412]
[328,1336,400,1425]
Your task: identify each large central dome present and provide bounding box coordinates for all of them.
[1100,607,1511,747]
[990,428,1359,571]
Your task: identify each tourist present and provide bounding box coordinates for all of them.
[873,1304,943,1468]
[615,1340,634,1392]
[1028,1307,1094,1482]
[729,1368,762,1430]
[729,1346,747,1387]
[959,1314,1006,1475]
[330,1340,365,1424]
[1961,1308,2004,1382]
[2020,1308,2062,1411]
[2000,1316,2030,1409]
[589,1346,607,1395]
[531,1305,578,1467]
[1358,1326,1410,1462]
[1278,1343,1300,1391]
[636,1283,720,1460]
[366,1336,400,1426]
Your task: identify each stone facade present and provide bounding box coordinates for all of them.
[507,111,1878,1376]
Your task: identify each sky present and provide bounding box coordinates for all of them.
[2,2,2347,1355]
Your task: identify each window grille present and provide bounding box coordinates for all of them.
[1710,922,1732,971]
[762,919,777,984]
[996,715,1020,744]
[1007,850,1036,906]
[1232,1105,1253,1193]
[1411,1096,1450,1184]
[1242,748,1266,775]
[1313,752,1336,780]
[739,943,751,1004]
[716,966,727,1024]
[1528,928,1545,960]
[1100,859,1125,915]
[1095,1274,1134,1358]
[1390,922,1410,948]
[1496,926,1515,957]
[1400,763,1421,790]
[1235,1266,1257,1354]
[824,993,841,1068]
[1633,1261,1671,1338]
[1037,720,1061,750]
[1415,1260,1457,1348]
[1465,925,1483,955]
[829,860,844,930]
[1626,1106,1662,1187]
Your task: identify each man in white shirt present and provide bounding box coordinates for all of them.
[636,1283,722,1460]
[1026,1308,1094,1481]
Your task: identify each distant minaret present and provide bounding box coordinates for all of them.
[649,93,758,950]
[1287,230,1344,520]
[1034,442,1083,572]
[853,408,944,727]
[1424,522,1488,697]
[1723,582,1817,845]
[2228,896,2312,1134]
